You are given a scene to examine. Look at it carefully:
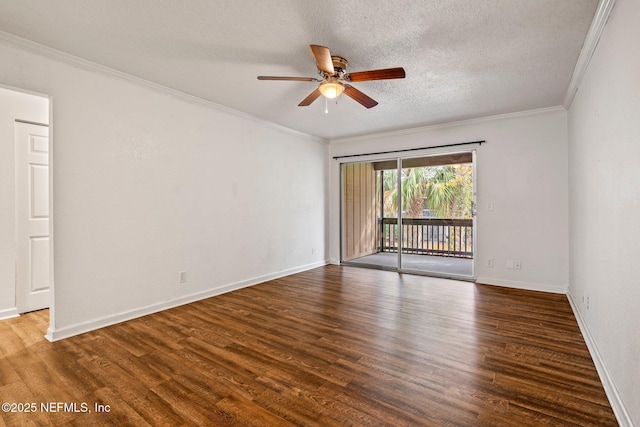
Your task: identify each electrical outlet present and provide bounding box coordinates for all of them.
[488,202,494,212]
[487,258,494,268]
[506,259,521,270]
[587,296,590,310]
[178,271,187,284]
[311,248,316,255]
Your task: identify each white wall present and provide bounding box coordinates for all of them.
[0,87,49,319]
[330,108,569,293]
[567,0,639,424]
[0,41,328,338]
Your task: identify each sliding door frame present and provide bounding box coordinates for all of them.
[395,151,477,280]
[338,147,478,281]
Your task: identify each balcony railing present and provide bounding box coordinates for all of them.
[379,218,473,258]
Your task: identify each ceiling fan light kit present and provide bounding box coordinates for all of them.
[257,44,405,109]
[319,77,344,99]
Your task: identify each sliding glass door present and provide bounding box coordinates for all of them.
[398,154,475,277]
[341,160,398,270]
[341,151,476,279]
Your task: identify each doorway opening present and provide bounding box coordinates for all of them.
[341,151,475,279]
[0,85,52,331]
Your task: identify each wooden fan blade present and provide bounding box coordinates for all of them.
[257,76,318,81]
[298,88,322,106]
[343,85,378,108]
[310,45,335,75]
[347,67,406,82]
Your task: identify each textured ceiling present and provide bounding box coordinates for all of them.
[0,0,599,140]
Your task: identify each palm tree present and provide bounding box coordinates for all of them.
[379,164,473,252]
[423,167,457,218]
[382,168,429,218]
[382,165,470,219]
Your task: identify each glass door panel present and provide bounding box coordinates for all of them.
[341,160,398,270]
[399,154,475,278]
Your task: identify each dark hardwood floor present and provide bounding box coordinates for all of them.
[0,265,617,426]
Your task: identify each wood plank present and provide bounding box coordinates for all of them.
[0,266,618,426]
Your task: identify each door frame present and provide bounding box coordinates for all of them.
[0,83,54,333]
[338,147,477,281]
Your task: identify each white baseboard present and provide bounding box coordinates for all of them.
[566,291,633,427]
[0,307,19,320]
[45,260,328,342]
[475,276,568,294]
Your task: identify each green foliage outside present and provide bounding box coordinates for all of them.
[380,164,473,219]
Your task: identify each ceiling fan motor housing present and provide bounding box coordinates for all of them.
[331,56,348,74]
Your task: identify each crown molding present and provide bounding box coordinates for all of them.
[563,0,617,109]
[330,106,566,145]
[0,31,326,144]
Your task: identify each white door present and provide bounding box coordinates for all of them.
[15,122,50,313]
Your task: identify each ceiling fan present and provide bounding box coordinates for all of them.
[257,44,406,109]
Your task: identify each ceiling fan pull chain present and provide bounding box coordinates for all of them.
[325,96,328,114]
